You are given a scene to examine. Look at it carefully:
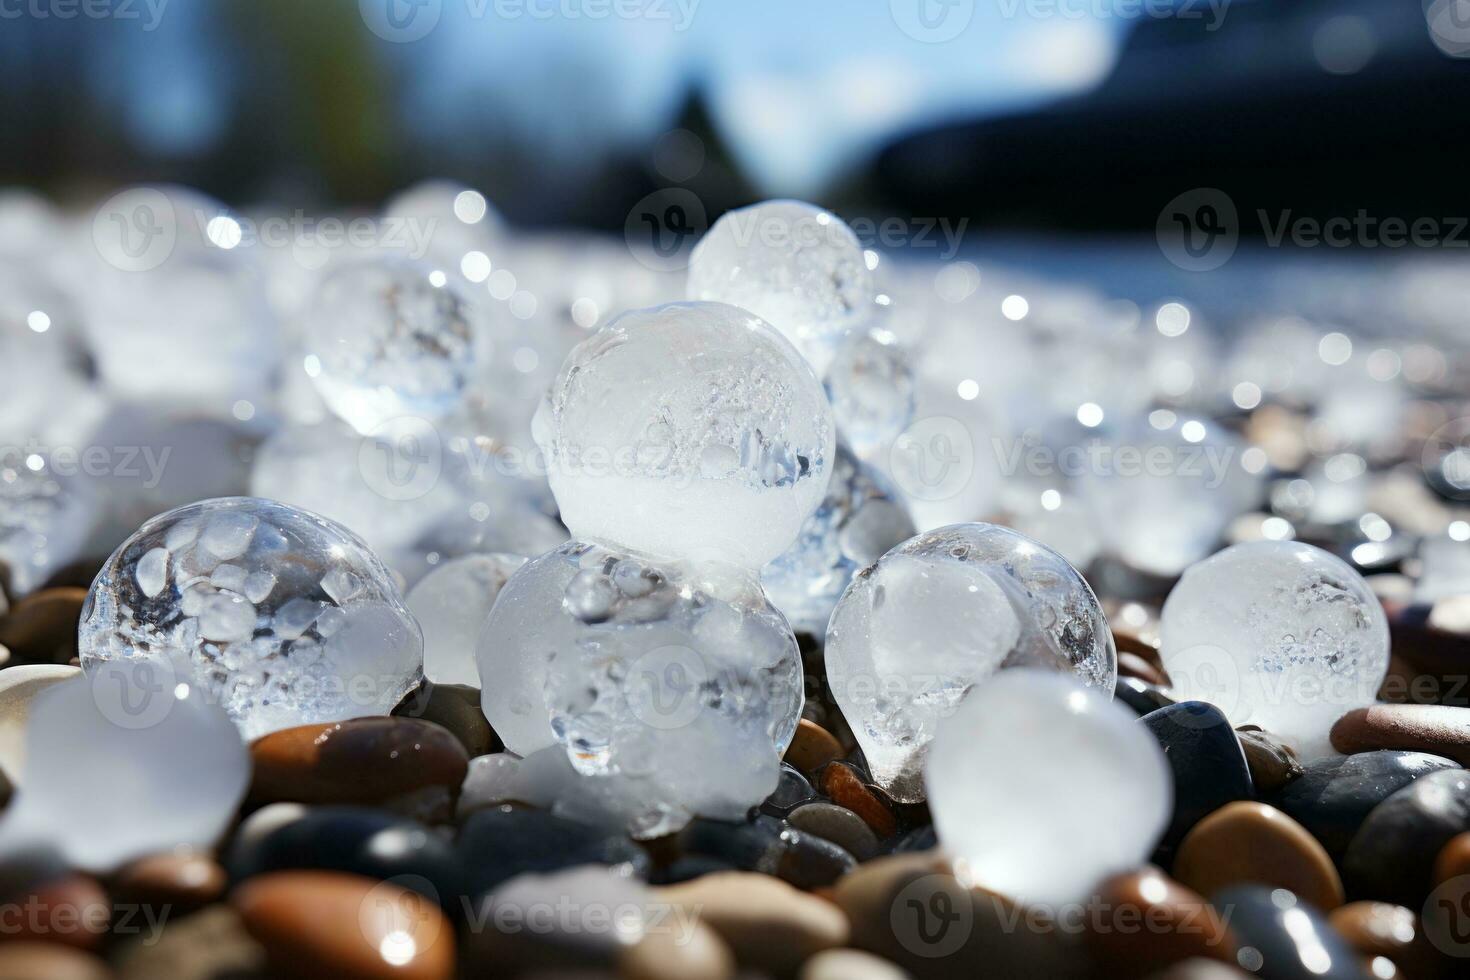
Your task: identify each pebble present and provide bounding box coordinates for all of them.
[1342,769,1470,906]
[0,664,80,785]
[1331,704,1470,765]
[0,944,110,980]
[108,852,226,916]
[249,718,469,807]
[620,917,736,980]
[1211,886,1369,979]
[788,803,879,861]
[1142,702,1254,848]
[1116,677,1178,718]
[1083,869,1235,976]
[227,806,461,906]
[456,805,651,895]
[1119,651,1170,688]
[654,871,849,977]
[776,827,858,889]
[110,906,267,980]
[762,763,819,816]
[1140,960,1252,980]
[1326,901,1437,979]
[233,871,454,980]
[799,948,912,980]
[676,817,786,874]
[1173,802,1344,911]
[786,720,845,777]
[392,681,499,758]
[0,588,85,666]
[1266,751,1459,860]
[817,762,899,839]
[1235,726,1304,794]
[1432,829,1470,885]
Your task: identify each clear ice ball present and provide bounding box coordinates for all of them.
[534,301,835,569]
[78,497,424,740]
[302,259,484,434]
[0,455,95,597]
[822,327,916,458]
[477,540,803,834]
[762,444,916,637]
[825,523,1116,803]
[1160,540,1390,759]
[927,669,1171,908]
[407,552,526,687]
[687,200,873,371]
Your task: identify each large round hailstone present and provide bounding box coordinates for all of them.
[302,258,484,434]
[826,524,1116,803]
[1160,540,1390,759]
[407,552,526,687]
[78,497,424,740]
[534,301,835,570]
[687,200,873,371]
[477,540,803,837]
[927,670,1172,909]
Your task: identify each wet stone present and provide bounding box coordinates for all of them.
[108,852,226,916]
[817,762,899,839]
[889,825,937,854]
[0,944,111,980]
[1266,750,1459,860]
[1326,901,1438,979]
[761,763,819,817]
[1083,868,1236,977]
[1116,677,1178,718]
[110,905,268,980]
[1236,726,1304,794]
[455,805,650,895]
[249,717,469,807]
[1173,802,1344,912]
[0,588,85,666]
[776,827,858,889]
[0,874,110,951]
[1142,702,1254,849]
[1330,704,1470,766]
[787,802,880,861]
[799,948,911,980]
[393,681,500,758]
[1119,651,1170,688]
[1211,886,1369,980]
[650,855,740,886]
[786,720,845,778]
[676,816,787,875]
[1342,769,1470,907]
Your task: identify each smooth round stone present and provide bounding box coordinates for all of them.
[111,904,267,980]
[785,719,845,778]
[788,803,880,861]
[1343,769,1470,907]
[108,852,226,916]
[0,588,85,666]
[1083,869,1235,976]
[1142,702,1254,848]
[0,874,110,950]
[1173,802,1344,912]
[0,664,79,785]
[1140,961,1252,980]
[776,829,858,889]
[619,917,736,980]
[456,805,650,895]
[675,817,786,875]
[1119,651,1170,688]
[652,855,740,886]
[227,807,460,906]
[890,825,937,853]
[249,718,469,806]
[654,872,850,977]
[234,871,454,980]
[761,763,818,817]
[1326,902,1437,979]
[799,949,911,980]
[1331,704,1470,765]
[1211,886,1369,979]
[817,762,899,840]
[1433,830,1470,885]
[1266,751,1460,860]
[0,944,110,980]
[393,682,498,758]
[1235,727,1304,794]
[1116,676,1178,718]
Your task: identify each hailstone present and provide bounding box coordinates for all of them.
[407,552,526,687]
[927,669,1171,908]
[477,540,803,835]
[0,455,95,597]
[762,444,916,636]
[825,523,1116,803]
[78,497,424,740]
[687,200,873,371]
[534,301,835,570]
[1160,540,1390,759]
[822,327,916,458]
[302,259,484,434]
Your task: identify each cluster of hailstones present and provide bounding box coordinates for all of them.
[69,199,1395,901]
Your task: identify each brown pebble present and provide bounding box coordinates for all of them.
[1331,704,1470,766]
[233,871,453,980]
[1118,652,1170,688]
[619,920,735,980]
[1173,802,1344,911]
[110,905,267,980]
[817,763,898,839]
[249,717,469,806]
[786,720,844,777]
[1234,726,1303,793]
[1434,830,1470,887]
[1140,959,1252,980]
[1327,901,1437,979]
[392,683,499,758]
[0,943,111,980]
[109,852,226,916]
[0,875,110,952]
[1083,868,1235,976]
[654,872,848,977]
[0,589,85,666]
[798,948,910,980]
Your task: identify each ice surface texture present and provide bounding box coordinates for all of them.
[826,523,1116,803]
[1160,540,1390,759]
[408,552,526,687]
[534,301,835,570]
[78,497,423,740]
